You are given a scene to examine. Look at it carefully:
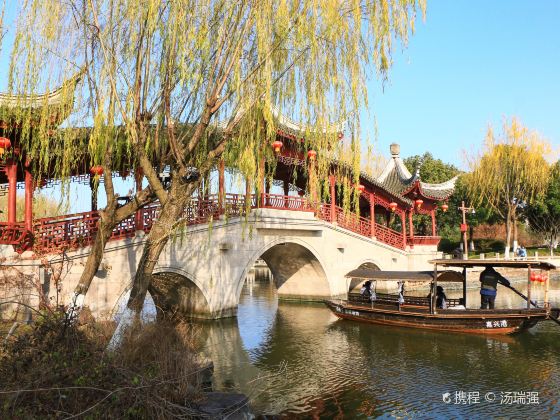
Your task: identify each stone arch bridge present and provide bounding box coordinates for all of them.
[9,199,440,319]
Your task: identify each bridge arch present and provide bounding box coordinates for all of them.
[347,260,382,293]
[236,238,331,302]
[150,266,212,319]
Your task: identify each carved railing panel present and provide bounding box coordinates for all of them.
[14,192,409,253]
[407,236,440,246]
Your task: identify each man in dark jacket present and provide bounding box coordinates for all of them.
[480,266,509,309]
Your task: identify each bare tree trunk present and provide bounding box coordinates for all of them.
[74,219,114,295]
[505,210,512,259]
[74,186,155,297]
[126,178,198,313]
[512,210,518,253]
[127,197,185,312]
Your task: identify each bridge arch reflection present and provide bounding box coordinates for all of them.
[150,268,211,318]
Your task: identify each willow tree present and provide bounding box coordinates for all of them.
[9,0,425,318]
[466,118,550,258]
[526,161,560,255]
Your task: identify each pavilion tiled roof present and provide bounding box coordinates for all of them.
[376,143,457,202]
[0,70,83,125]
[271,105,346,138]
[332,158,414,206]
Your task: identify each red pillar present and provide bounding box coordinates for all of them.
[218,159,225,212]
[431,209,436,236]
[401,211,406,249]
[24,168,34,230]
[408,210,415,248]
[6,159,17,224]
[370,193,376,238]
[329,175,336,222]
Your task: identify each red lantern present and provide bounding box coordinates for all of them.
[534,273,541,283]
[272,140,283,153]
[0,137,11,156]
[337,132,343,140]
[357,184,365,193]
[441,203,449,212]
[389,202,398,212]
[307,150,317,160]
[415,199,424,209]
[90,165,104,176]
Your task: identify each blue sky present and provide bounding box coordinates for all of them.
[2,1,559,211]
[365,0,559,168]
[2,1,558,169]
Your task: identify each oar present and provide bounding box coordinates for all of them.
[498,279,560,327]
[497,278,539,307]
[550,314,560,327]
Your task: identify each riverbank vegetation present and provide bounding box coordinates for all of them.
[408,118,558,257]
[0,312,207,418]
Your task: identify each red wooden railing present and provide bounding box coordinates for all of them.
[407,236,440,246]
[260,193,311,211]
[317,203,405,249]
[0,222,34,251]
[2,192,419,254]
[376,223,406,250]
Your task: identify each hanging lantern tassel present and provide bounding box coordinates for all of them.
[0,137,12,157]
[307,150,317,160]
[90,165,104,177]
[272,140,283,153]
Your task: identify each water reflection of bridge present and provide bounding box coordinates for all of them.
[201,275,560,417]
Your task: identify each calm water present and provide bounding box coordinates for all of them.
[200,269,560,419]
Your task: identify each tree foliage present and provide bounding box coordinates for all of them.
[526,161,560,253]
[8,0,426,316]
[403,152,462,238]
[465,117,551,254]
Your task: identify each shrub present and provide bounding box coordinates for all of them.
[0,311,205,418]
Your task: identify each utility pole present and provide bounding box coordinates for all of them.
[458,200,475,260]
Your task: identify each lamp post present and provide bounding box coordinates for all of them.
[458,201,475,259]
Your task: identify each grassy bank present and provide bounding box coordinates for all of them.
[0,311,207,418]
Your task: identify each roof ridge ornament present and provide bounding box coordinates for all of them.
[415,157,423,179]
[390,143,400,158]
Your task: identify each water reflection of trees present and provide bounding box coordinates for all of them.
[197,273,560,417]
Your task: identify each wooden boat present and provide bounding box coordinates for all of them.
[325,259,559,335]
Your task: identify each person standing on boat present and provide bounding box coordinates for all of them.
[479,266,509,309]
[436,286,447,309]
[361,281,372,299]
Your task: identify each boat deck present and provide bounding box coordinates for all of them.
[338,299,548,318]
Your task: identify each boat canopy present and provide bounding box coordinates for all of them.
[345,269,464,282]
[429,259,556,270]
